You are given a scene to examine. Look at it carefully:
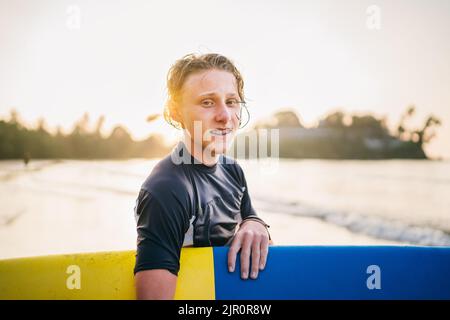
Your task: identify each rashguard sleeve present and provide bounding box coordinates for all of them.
[239,168,258,219]
[238,166,271,239]
[133,189,187,276]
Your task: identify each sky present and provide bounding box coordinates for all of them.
[1,0,449,158]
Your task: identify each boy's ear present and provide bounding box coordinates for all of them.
[169,101,184,129]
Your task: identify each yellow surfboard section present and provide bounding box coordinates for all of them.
[175,247,215,300]
[0,248,215,300]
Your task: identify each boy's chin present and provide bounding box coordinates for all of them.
[204,142,229,156]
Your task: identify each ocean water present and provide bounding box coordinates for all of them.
[240,159,450,246]
[0,158,449,259]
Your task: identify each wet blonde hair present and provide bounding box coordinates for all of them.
[164,53,245,129]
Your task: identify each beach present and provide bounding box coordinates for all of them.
[1,158,448,260]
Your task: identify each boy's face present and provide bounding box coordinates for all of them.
[176,69,241,156]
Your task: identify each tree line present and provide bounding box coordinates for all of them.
[0,106,442,160]
[0,110,170,160]
[246,105,441,159]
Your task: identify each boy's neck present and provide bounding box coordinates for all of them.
[182,136,219,167]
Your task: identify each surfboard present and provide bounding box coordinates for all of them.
[1,246,449,299]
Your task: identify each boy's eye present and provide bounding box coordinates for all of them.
[201,100,214,107]
[226,99,240,107]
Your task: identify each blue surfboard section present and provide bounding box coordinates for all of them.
[213,246,450,300]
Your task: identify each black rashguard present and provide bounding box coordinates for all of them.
[134,141,264,276]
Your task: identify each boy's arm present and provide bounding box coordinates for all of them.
[135,269,177,300]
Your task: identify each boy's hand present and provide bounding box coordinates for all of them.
[227,220,270,280]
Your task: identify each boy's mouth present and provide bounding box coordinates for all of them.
[210,128,233,136]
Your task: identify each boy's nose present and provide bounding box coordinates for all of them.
[214,102,232,123]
